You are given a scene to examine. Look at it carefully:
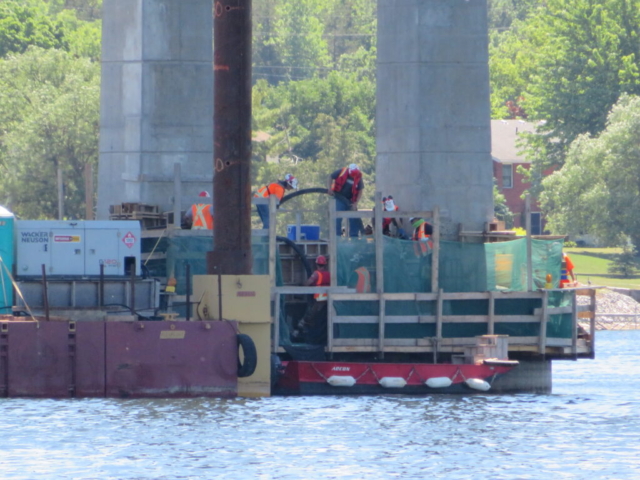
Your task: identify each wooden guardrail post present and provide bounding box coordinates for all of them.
[539,289,548,354]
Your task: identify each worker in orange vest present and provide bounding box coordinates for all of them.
[328,163,365,237]
[410,217,433,256]
[254,173,298,229]
[183,190,214,230]
[560,252,576,287]
[293,255,330,344]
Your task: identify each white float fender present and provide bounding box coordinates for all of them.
[378,377,407,388]
[327,375,356,387]
[425,377,453,389]
[465,378,491,391]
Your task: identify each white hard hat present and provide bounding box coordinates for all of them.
[284,173,298,190]
[348,163,359,173]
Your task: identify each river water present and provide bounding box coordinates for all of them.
[2,330,639,480]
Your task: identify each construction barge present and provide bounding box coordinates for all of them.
[0,191,596,398]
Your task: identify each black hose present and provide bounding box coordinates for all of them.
[276,236,313,278]
[280,187,349,208]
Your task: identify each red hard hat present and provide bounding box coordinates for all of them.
[199,190,210,198]
[316,255,327,265]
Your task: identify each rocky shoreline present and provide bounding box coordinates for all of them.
[578,288,640,330]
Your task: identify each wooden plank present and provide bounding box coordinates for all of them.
[273,292,281,354]
[432,206,440,293]
[578,311,594,319]
[436,289,443,344]
[329,198,337,288]
[268,194,277,291]
[336,211,374,219]
[488,290,495,335]
[525,194,533,291]
[571,290,578,355]
[539,289,548,354]
[374,191,385,358]
[327,295,335,356]
[273,286,355,295]
[334,315,423,324]
[332,293,379,301]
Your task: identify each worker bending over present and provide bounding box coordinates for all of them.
[254,174,298,229]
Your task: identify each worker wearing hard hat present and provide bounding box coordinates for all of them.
[183,190,214,230]
[328,163,365,237]
[254,174,298,229]
[381,195,408,238]
[293,255,330,344]
[410,217,433,256]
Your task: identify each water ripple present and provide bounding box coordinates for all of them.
[2,331,640,479]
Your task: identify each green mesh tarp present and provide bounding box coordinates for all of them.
[153,234,571,343]
[163,235,283,295]
[330,236,570,341]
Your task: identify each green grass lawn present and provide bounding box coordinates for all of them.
[564,247,640,289]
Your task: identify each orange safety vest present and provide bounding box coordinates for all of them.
[413,223,433,257]
[314,270,331,301]
[254,182,286,202]
[191,204,214,230]
[355,267,371,293]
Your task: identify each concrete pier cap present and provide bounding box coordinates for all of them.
[376,0,494,239]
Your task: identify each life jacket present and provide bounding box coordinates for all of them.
[191,204,214,230]
[254,182,286,202]
[355,267,371,293]
[314,270,331,301]
[413,222,433,256]
[332,167,362,199]
[382,205,399,230]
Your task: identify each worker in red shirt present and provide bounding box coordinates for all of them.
[327,163,365,237]
[381,195,407,238]
[184,190,214,229]
[254,174,298,229]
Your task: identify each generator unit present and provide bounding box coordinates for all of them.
[15,220,141,278]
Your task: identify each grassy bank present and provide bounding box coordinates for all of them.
[564,247,640,289]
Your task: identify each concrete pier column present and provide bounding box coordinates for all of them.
[376,0,494,238]
[97,0,214,219]
[492,359,553,394]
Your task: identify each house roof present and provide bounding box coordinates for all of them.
[491,119,536,164]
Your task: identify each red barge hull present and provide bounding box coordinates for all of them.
[274,360,517,396]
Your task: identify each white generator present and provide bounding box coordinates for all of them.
[15,220,142,277]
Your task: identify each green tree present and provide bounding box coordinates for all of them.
[0,47,100,219]
[491,0,640,198]
[266,0,333,81]
[540,95,640,250]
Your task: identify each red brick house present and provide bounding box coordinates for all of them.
[491,119,549,234]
